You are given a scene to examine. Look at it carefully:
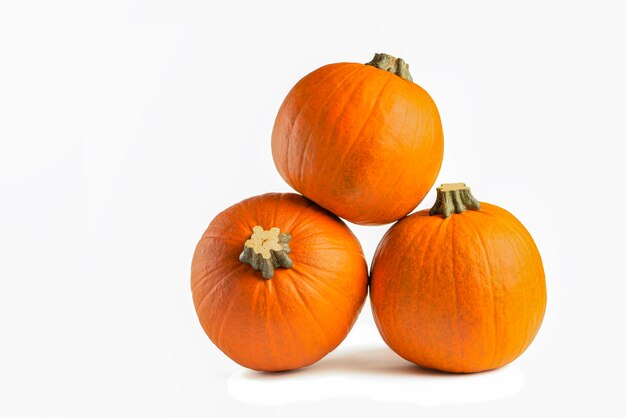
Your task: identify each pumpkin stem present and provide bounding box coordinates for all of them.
[429,183,481,218]
[365,53,413,82]
[239,225,293,279]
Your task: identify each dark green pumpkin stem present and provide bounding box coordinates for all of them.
[365,53,413,82]
[429,183,481,218]
[239,226,293,279]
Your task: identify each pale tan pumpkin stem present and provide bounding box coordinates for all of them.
[429,183,481,218]
[239,225,293,279]
[365,53,413,82]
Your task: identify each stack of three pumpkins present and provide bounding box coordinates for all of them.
[191,53,546,373]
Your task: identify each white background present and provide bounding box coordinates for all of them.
[1,1,625,417]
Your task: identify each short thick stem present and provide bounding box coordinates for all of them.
[429,183,481,218]
[365,53,413,82]
[239,226,293,279]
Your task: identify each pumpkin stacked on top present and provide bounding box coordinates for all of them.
[191,53,546,373]
[271,53,443,225]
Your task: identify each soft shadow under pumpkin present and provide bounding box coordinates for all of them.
[226,346,526,406]
[240,347,459,379]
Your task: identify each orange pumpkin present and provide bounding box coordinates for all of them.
[272,53,443,225]
[191,193,368,371]
[370,183,546,373]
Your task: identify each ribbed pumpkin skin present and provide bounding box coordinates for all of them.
[271,63,443,225]
[370,203,546,373]
[191,193,368,372]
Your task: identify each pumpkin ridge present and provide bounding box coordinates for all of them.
[489,207,537,264]
[406,217,441,364]
[283,275,331,349]
[392,217,432,286]
[465,211,499,370]
[369,86,414,217]
[191,258,242,294]
[296,65,369,190]
[300,67,374,195]
[213,284,243,353]
[418,101,444,208]
[389,216,441,367]
[483,207,534,364]
[260,280,281,367]
[219,210,253,236]
[272,192,283,225]
[300,66,376,194]
[282,64,349,130]
[285,65,363,189]
[293,254,346,274]
[303,245,354,252]
[433,217,456,361]
[496,213,544,363]
[280,65,347,135]
[476,207,544,367]
[267,277,300,368]
[291,270,346,315]
[327,73,394,192]
[248,282,264,361]
[450,215,466,371]
[293,247,361,277]
[282,201,311,237]
[194,263,249,314]
[287,223,348,249]
[280,64,350,187]
[373,90,442,222]
[199,235,247,246]
[291,263,350,301]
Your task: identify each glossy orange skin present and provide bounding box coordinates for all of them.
[272,62,443,225]
[191,193,368,372]
[370,203,546,373]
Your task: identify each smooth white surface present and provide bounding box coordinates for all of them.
[227,340,526,407]
[1,1,625,417]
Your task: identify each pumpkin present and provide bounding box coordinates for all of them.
[370,183,546,373]
[191,193,368,372]
[271,53,443,225]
